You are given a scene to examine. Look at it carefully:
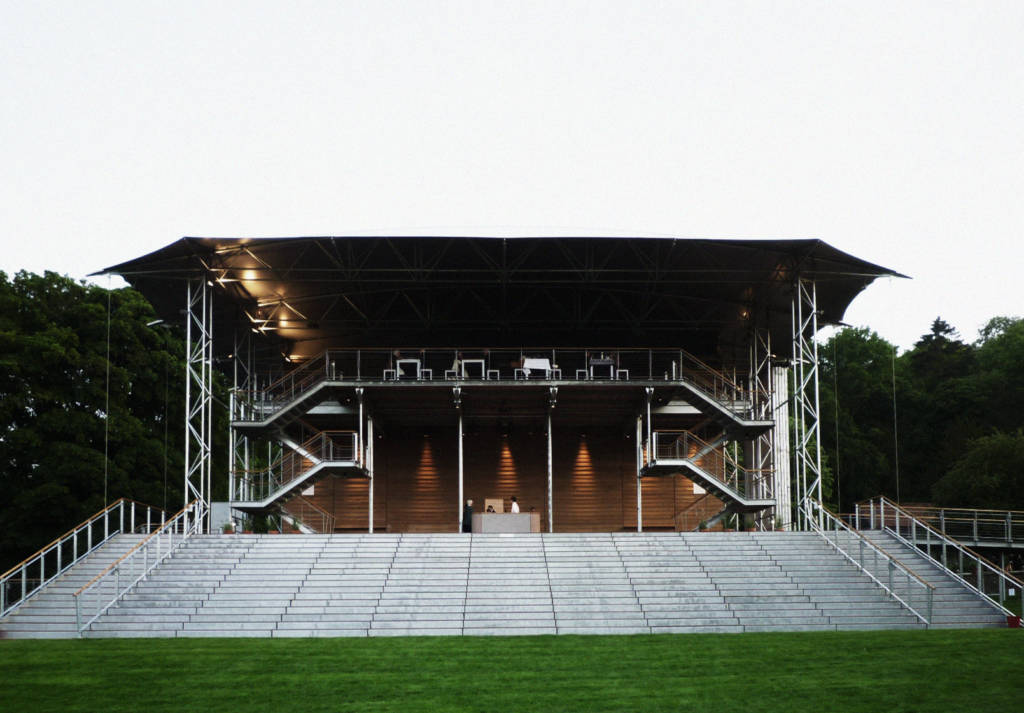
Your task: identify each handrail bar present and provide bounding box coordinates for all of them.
[0,498,159,581]
[74,500,197,596]
[802,499,934,625]
[855,499,1024,517]
[1,498,165,619]
[73,499,205,634]
[857,495,1022,617]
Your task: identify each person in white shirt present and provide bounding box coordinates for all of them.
[510,496,520,513]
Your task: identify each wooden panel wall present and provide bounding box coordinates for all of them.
[463,427,549,530]
[312,425,726,533]
[551,429,626,532]
[304,474,386,531]
[381,430,460,532]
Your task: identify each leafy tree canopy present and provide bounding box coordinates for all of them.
[0,271,192,571]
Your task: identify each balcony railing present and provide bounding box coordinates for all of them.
[232,347,762,422]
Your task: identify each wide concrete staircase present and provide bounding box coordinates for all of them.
[0,532,1007,639]
[0,534,146,639]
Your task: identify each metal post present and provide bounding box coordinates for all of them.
[999,552,1006,604]
[636,414,643,533]
[457,410,464,532]
[547,410,553,533]
[973,510,978,542]
[357,388,364,467]
[368,416,374,534]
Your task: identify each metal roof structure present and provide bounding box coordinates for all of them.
[100,236,904,364]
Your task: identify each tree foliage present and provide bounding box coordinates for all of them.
[819,315,1024,511]
[0,271,218,572]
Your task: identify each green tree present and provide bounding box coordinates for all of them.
[932,430,1024,509]
[818,327,900,510]
[0,271,228,572]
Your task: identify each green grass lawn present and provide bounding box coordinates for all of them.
[2,630,1021,712]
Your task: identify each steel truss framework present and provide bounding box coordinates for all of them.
[792,278,823,529]
[184,280,214,530]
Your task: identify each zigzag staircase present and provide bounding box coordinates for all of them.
[231,430,366,515]
[642,358,775,527]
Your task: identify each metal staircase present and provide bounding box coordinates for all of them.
[642,430,775,524]
[232,430,365,511]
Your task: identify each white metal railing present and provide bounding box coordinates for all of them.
[232,346,763,422]
[73,499,205,635]
[1,499,165,619]
[802,499,935,625]
[856,496,1023,618]
[893,504,1024,547]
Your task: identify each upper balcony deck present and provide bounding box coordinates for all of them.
[231,346,773,432]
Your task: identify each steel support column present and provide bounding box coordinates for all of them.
[455,387,464,532]
[229,328,253,507]
[792,278,823,530]
[368,415,374,534]
[750,327,776,529]
[184,279,214,531]
[547,387,557,533]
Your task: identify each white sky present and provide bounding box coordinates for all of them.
[2,0,1021,350]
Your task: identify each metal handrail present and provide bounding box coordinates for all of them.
[233,431,359,502]
[282,495,336,534]
[856,496,1023,617]
[73,499,205,635]
[232,346,762,422]
[881,504,1024,546]
[802,499,935,625]
[1,498,165,618]
[649,431,774,500]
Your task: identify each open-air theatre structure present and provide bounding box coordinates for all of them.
[102,236,902,535]
[4,235,1018,638]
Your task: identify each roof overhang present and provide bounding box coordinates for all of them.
[98,236,905,364]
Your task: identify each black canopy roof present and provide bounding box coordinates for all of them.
[100,236,904,364]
